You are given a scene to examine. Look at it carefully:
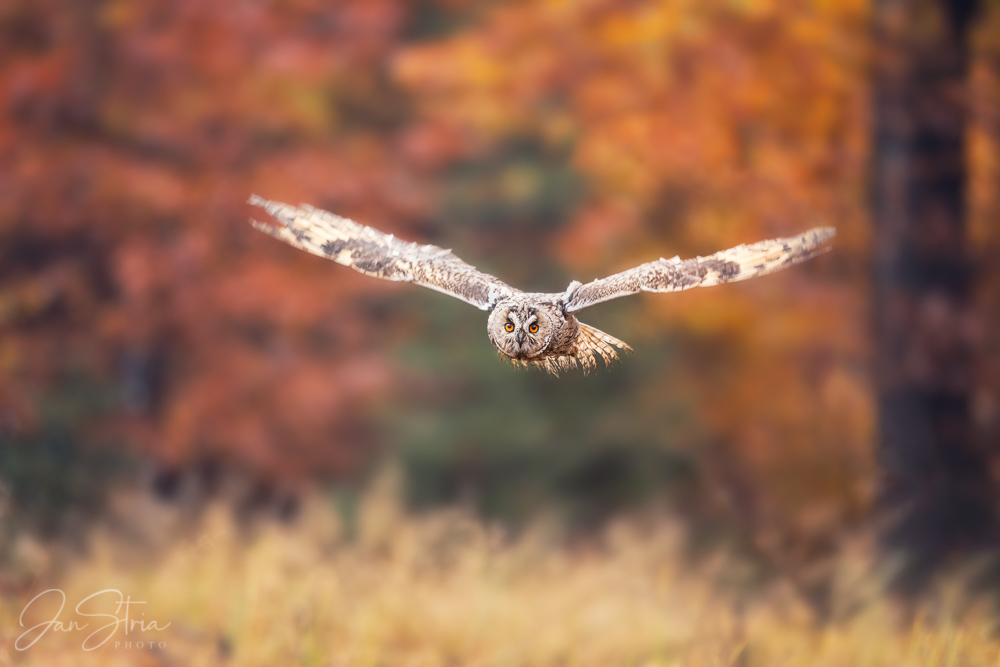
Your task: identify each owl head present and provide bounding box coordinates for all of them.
[488,301,556,359]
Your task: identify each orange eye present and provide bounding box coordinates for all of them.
[528,323,539,333]
[504,322,514,332]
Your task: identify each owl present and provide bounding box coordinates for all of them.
[249,195,834,374]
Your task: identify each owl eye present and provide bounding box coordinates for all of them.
[504,322,514,332]
[528,323,539,333]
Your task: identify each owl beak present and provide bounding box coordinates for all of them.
[516,331,525,344]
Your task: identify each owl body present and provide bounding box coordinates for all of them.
[487,296,578,361]
[249,196,835,375]
[484,294,633,373]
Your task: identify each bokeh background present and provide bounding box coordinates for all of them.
[1,0,999,664]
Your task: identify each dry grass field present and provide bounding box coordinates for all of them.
[1,472,998,667]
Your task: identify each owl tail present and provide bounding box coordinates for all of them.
[572,322,632,374]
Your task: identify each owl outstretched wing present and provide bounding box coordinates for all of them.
[563,227,835,313]
[249,196,515,310]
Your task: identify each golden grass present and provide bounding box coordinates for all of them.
[1,471,999,667]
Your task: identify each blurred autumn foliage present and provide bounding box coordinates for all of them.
[1,0,999,582]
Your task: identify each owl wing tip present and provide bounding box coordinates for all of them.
[249,217,282,238]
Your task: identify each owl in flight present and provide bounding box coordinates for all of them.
[249,196,834,374]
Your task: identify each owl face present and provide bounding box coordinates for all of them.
[488,302,556,359]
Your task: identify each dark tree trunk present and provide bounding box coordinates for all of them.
[871,0,992,591]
